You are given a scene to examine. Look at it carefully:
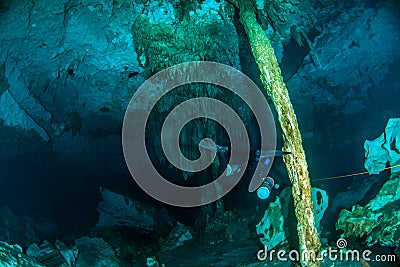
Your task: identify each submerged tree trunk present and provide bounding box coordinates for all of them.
[230,1,321,266]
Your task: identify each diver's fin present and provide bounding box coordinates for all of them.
[193,137,229,156]
[193,137,216,151]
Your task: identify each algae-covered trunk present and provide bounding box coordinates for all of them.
[231,1,321,265]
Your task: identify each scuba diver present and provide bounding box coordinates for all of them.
[193,137,291,200]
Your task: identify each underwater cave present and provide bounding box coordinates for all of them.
[0,0,399,266]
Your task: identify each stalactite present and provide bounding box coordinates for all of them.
[229,1,321,266]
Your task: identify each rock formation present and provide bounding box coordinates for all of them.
[337,119,400,247]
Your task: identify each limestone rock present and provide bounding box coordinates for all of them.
[93,188,173,237]
[311,187,328,231]
[256,186,328,249]
[74,237,119,267]
[0,60,51,142]
[0,241,44,267]
[26,241,67,267]
[257,0,325,43]
[337,119,400,247]
[133,0,238,72]
[286,1,400,132]
[0,0,144,158]
[146,256,161,267]
[201,209,258,244]
[161,222,193,251]
[364,118,400,176]
[336,176,400,247]
[256,187,292,249]
[54,240,78,267]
